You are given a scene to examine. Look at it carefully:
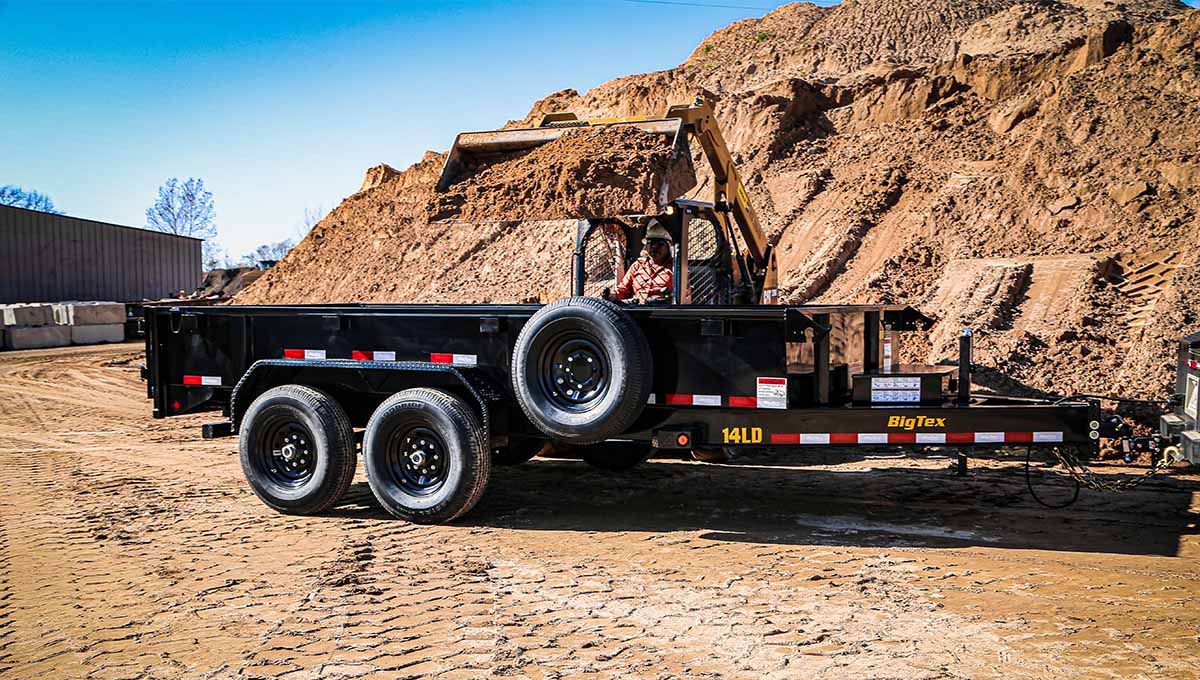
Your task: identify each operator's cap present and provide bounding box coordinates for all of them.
[644,217,673,244]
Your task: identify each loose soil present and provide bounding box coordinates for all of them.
[193,266,263,299]
[428,126,690,223]
[3,345,1200,678]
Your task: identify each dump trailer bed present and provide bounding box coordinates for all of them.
[144,300,1100,523]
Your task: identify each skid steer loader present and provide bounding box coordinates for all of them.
[437,97,780,306]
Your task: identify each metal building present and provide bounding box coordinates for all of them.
[0,205,202,304]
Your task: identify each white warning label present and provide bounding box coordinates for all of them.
[871,389,920,403]
[756,377,787,410]
[871,376,920,390]
[1187,374,1199,419]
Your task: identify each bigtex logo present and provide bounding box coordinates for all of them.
[887,415,946,430]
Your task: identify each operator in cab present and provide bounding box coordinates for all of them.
[605,218,674,303]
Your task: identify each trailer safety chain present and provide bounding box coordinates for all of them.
[1024,444,1173,508]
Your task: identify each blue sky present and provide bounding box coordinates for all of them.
[2,0,1195,257]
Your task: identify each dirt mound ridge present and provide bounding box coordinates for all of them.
[237,1,1199,404]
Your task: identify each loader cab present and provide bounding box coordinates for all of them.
[572,200,749,305]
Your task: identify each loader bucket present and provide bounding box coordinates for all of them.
[436,118,698,205]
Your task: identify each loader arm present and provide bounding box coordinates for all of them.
[436,96,778,302]
[664,100,769,267]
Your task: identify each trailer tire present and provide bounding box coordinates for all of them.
[363,388,490,524]
[239,384,357,516]
[581,442,651,471]
[512,296,652,444]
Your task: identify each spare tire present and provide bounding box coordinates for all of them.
[512,296,652,444]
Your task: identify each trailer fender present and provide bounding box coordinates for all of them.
[229,359,500,439]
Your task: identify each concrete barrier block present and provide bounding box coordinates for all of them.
[70,323,126,345]
[53,302,126,326]
[3,304,54,327]
[4,324,70,350]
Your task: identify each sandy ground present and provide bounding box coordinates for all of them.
[2,343,1199,679]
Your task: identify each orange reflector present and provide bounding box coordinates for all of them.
[677,434,690,446]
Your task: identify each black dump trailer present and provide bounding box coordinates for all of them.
[143,297,1106,523]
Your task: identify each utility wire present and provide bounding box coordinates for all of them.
[621,0,778,10]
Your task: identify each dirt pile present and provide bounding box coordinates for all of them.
[237,0,1199,403]
[193,267,262,299]
[428,126,690,222]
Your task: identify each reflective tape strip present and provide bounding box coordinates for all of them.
[352,350,396,361]
[430,353,477,366]
[762,431,1067,446]
[183,375,221,386]
[667,394,781,408]
[284,349,325,360]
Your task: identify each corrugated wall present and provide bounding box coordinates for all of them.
[0,205,202,303]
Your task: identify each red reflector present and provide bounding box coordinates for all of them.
[888,433,917,444]
[770,433,800,444]
[283,349,304,359]
[830,433,858,444]
[172,400,181,410]
[728,396,757,408]
[430,353,453,364]
[946,432,975,444]
[1005,432,1034,443]
[676,434,690,446]
[183,375,202,385]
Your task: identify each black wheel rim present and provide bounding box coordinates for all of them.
[385,426,449,496]
[254,413,317,488]
[539,333,610,412]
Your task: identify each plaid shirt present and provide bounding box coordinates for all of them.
[614,257,673,301]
